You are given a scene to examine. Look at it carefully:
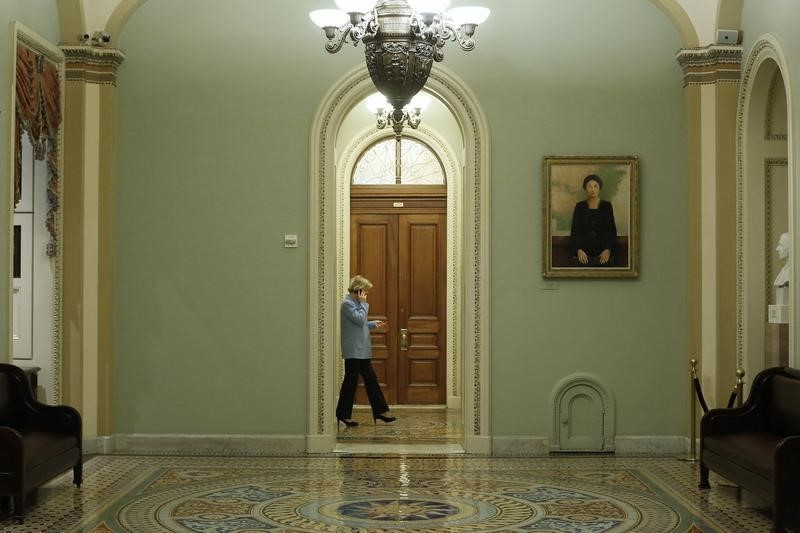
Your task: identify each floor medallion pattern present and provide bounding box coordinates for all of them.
[0,455,776,532]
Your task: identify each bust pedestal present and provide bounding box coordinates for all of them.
[768,304,789,324]
[765,322,789,368]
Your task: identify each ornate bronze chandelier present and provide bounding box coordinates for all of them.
[310,0,489,134]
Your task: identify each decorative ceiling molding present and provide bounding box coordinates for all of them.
[676,45,742,86]
[61,46,125,86]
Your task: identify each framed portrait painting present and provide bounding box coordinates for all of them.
[542,156,639,278]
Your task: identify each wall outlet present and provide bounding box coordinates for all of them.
[284,235,298,248]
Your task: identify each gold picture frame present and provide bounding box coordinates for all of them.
[543,156,639,278]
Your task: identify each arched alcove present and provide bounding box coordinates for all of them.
[307,64,491,453]
[737,35,795,383]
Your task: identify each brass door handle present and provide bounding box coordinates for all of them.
[399,328,409,351]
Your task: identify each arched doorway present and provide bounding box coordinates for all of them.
[738,35,795,383]
[307,65,491,454]
[338,119,462,408]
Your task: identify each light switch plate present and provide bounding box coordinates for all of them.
[284,234,298,248]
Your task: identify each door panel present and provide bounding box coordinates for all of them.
[350,196,446,405]
[558,385,605,451]
[350,214,397,404]
[399,214,446,404]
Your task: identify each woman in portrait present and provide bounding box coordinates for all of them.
[570,174,617,266]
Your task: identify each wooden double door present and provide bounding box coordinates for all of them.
[350,186,447,405]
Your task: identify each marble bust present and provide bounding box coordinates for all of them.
[771,232,790,316]
[774,232,789,288]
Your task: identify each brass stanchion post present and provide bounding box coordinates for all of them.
[679,358,699,462]
[736,368,745,407]
[735,368,745,500]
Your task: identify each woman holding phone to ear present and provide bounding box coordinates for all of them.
[336,275,396,427]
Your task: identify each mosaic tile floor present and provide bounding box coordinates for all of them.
[336,407,463,444]
[0,454,779,532]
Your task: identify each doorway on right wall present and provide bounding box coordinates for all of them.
[739,38,793,384]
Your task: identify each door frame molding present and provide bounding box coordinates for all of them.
[307,64,491,453]
[6,23,66,403]
[340,128,462,409]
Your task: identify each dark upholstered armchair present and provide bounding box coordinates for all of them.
[0,363,82,523]
[699,366,800,532]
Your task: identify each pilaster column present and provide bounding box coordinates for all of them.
[676,45,742,408]
[61,45,124,439]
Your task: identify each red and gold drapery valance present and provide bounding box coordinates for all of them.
[15,44,62,256]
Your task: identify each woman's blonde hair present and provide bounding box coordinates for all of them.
[348,275,373,293]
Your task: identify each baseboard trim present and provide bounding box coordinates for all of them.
[306,434,336,453]
[96,434,306,456]
[493,436,686,456]
[492,436,550,456]
[83,436,114,454]
[614,436,686,455]
[82,434,687,457]
[464,435,492,455]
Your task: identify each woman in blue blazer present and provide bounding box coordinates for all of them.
[336,275,396,427]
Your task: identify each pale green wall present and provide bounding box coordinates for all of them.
[114,0,687,436]
[0,1,60,356]
[113,0,356,434]
[444,0,686,436]
[740,0,800,362]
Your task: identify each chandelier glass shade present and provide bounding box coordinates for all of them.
[310,0,489,134]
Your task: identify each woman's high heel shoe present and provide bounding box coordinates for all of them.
[373,413,396,424]
[337,418,359,427]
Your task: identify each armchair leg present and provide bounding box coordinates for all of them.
[13,492,25,524]
[73,459,83,488]
[699,463,710,489]
[772,501,786,532]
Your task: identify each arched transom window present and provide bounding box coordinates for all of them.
[352,137,445,185]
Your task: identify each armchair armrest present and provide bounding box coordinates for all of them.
[0,363,81,438]
[701,404,767,437]
[23,404,82,438]
[0,426,24,471]
[700,368,789,438]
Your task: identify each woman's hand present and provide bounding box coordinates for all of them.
[357,290,368,303]
[375,320,387,328]
[577,249,589,264]
[599,249,611,264]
